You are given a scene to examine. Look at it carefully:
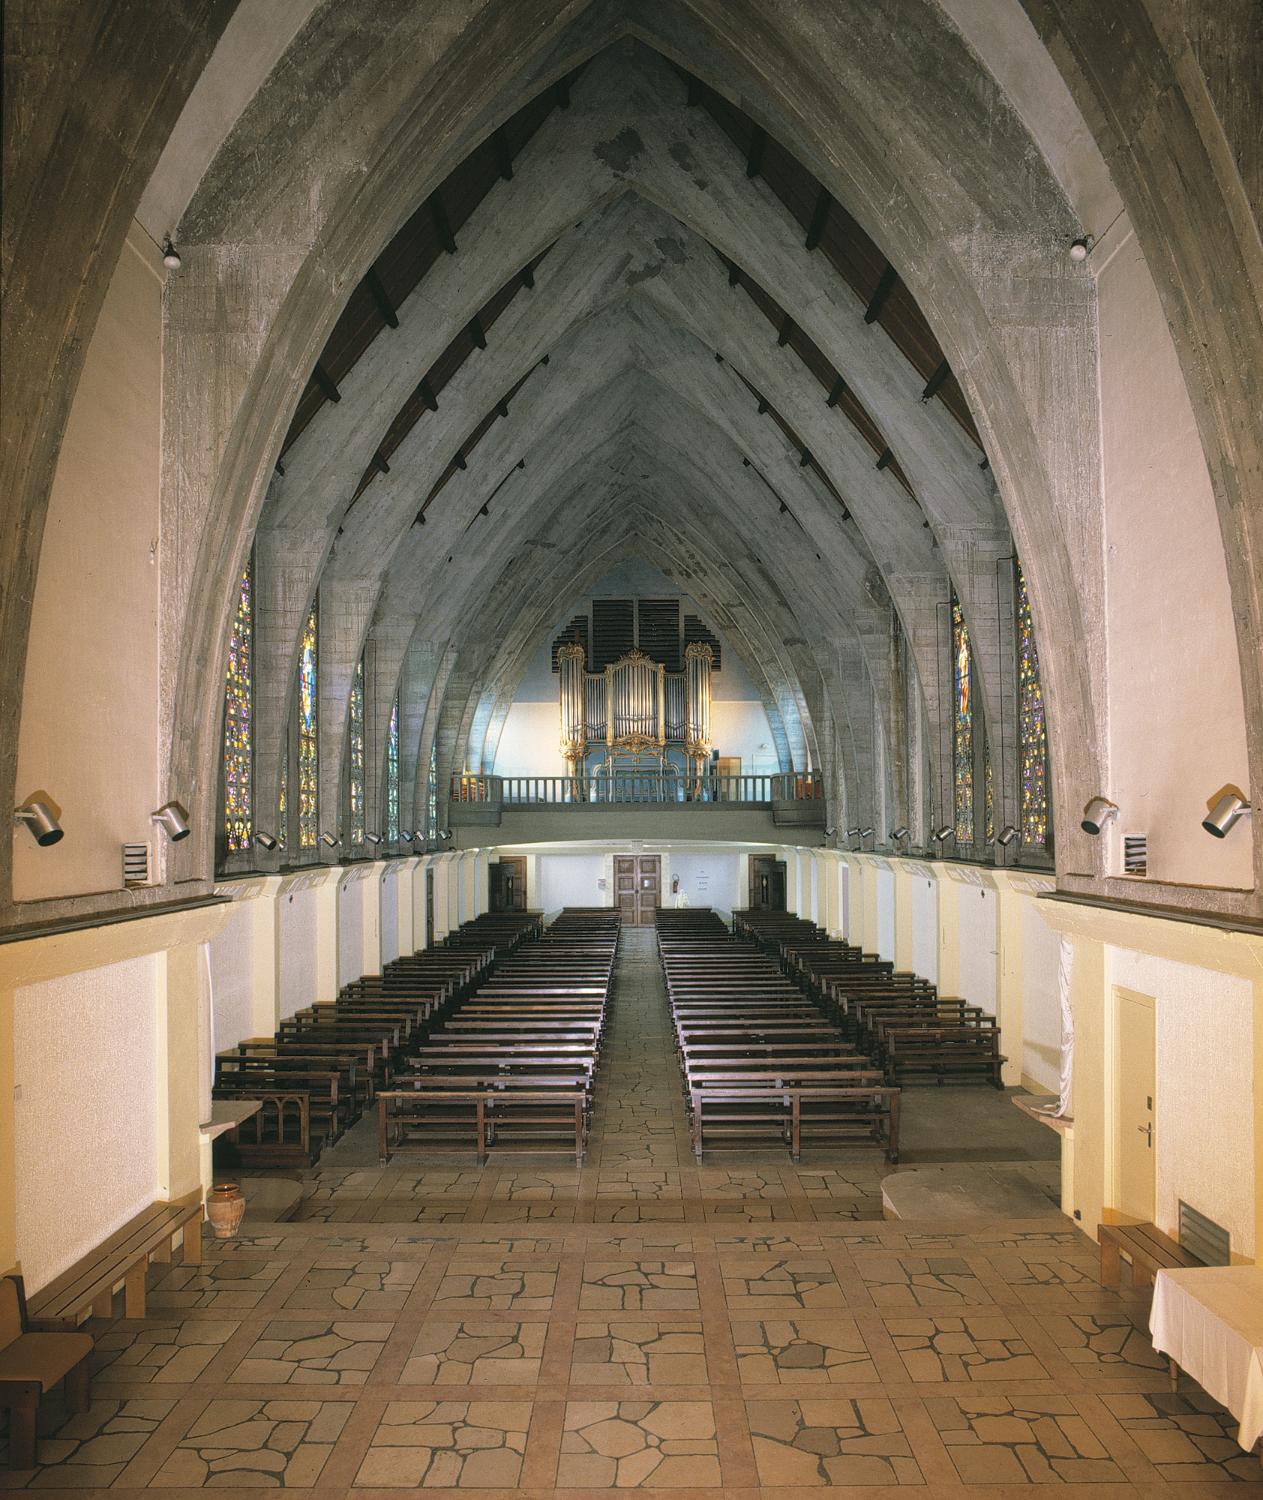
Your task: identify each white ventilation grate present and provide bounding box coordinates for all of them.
[1178,1200,1230,1266]
[1123,833,1147,876]
[122,842,151,887]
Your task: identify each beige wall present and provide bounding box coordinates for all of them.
[14,225,165,903]
[1097,219,1252,891]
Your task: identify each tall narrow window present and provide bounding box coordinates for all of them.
[1016,560,1049,847]
[348,656,365,845]
[278,728,288,852]
[385,696,400,841]
[223,557,253,851]
[298,602,319,848]
[426,740,438,841]
[952,593,974,842]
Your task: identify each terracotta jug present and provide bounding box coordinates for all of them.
[206,1182,246,1240]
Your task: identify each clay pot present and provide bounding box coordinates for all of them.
[206,1182,246,1240]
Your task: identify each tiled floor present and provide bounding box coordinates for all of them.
[5,930,1259,1493]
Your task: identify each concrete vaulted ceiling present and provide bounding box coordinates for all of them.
[241,40,1039,844]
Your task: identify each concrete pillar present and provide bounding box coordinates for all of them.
[156,943,206,1204]
[412,856,431,950]
[393,857,420,956]
[935,863,960,999]
[891,860,917,973]
[819,853,840,937]
[312,867,342,1000]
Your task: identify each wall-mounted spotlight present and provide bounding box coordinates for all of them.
[254,831,278,851]
[823,826,837,838]
[859,827,874,839]
[1068,235,1092,262]
[438,829,453,842]
[1202,792,1251,839]
[398,830,413,841]
[162,238,181,270]
[14,799,64,847]
[890,826,910,842]
[845,826,861,838]
[320,832,341,848]
[151,801,191,841]
[1080,797,1118,835]
[931,826,955,843]
[364,832,382,845]
[995,825,1018,847]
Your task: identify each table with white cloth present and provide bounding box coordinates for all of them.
[1149,1265,1263,1456]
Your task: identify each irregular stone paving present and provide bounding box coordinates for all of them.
[3,930,1257,1493]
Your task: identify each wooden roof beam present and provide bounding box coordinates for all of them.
[493,126,514,181]
[468,313,487,350]
[312,362,340,402]
[864,263,899,324]
[415,376,438,412]
[364,268,398,328]
[805,188,832,251]
[875,447,894,472]
[746,125,766,180]
[826,376,848,408]
[554,76,571,109]
[686,73,703,107]
[921,359,951,401]
[776,313,795,347]
[430,190,457,254]
[371,449,390,476]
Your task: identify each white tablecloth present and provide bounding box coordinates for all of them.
[1150,1266,1263,1451]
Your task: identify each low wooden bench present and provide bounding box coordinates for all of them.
[1098,1221,1201,1289]
[26,1193,203,1326]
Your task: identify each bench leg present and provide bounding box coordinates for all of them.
[790,1097,801,1163]
[6,1393,38,1469]
[1131,1257,1154,1290]
[182,1216,202,1268]
[151,1238,171,1265]
[93,1288,114,1319]
[1098,1240,1121,1287]
[124,1259,148,1319]
[65,1355,91,1415]
[1168,1357,1179,1393]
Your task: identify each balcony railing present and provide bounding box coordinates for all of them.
[450,772,824,807]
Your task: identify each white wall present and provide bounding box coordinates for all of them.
[1020,902,1061,1091]
[13,956,160,1289]
[1107,947,1255,1259]
[909,874,938,983]
[381,869,400,962]
[537,853,606,914]
[874,866,895,961]
[337,879,364,988]
[208,901,255,1050]
[279,886,319,1017]
[669,852,741,916]
[956,883,998,1014]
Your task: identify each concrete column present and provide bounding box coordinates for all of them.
[891,861,917,973]
[820,853,840,937]
[156,943,205,1203]
[312,867,342,1001]
[412,857,431,950]
[244,878,283,1037]
[782,847,799,916]
[935,862,960,999]
[393,857,420,956]
[994,871,1028,1088]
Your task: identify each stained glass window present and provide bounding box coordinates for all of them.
[278,730,288,852]
[348,656,365,845]
[223,558,253,851]
[426,740,438,841]
[952,593,974,843]
[385,696,400,841]
[298,602,319,848]
[1016,560,1049,847]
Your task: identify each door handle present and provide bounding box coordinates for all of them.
[1137,1123,1153,1145]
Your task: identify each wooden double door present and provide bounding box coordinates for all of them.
[490,857,527,912]
[615,855,660,926]
[749,855,787,911]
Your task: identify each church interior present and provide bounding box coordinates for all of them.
[2,0,1262,1490]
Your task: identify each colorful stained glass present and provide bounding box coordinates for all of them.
[348,656,365,845]
[385,696,400,841]
[952,594,974,843]
[298,602,318,848]
[278,729,288,852]
[426,740,438,841]
[223,558,253,851]
[1016,560,1049,847]
[984,738,994,843]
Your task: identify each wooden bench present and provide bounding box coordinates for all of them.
[26,1193,203,1326]
[0,1275,94,1469]
[1098,1221,1201,1289]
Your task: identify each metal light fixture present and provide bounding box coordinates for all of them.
[931,825,955,843]
[364,832,382,845]
[890,826,910,841]
[320,832,340,848]
[995,824,1018,847]
[859,827,874,839]
[1080,797,1118,835]
[162,238,181,270]
[151,801,191,841]
[1068,235,1092,262]
[398,830,413,841]
[1202,792,1251,839]
[14,799,64,847]
[845,826,861,838]
[254,831,278,851]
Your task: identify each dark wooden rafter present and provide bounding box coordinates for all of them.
[745,124,767,179]
[864,262,899,324]
[921,359,951,401]
[430,190,458,254]
[493,125,514,181]
[313,362,340,402]
[468,313,487,350]
[733,369,850,521]
[805,188,832,251]
[364,268,398,328]
[776,313,794,347]
[826,376,847,408]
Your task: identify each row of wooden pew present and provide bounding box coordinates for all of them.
[213,911,542,1167]
[376,908,620,1165]
[733,910,1006,1088]
[656,908,901,1162]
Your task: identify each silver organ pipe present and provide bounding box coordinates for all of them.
[558,639,714,765]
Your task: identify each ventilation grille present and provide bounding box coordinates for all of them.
[636,599,681,670]
[122,842,151,887]
[683,614,722,671]
[591,598,635,670]
[1123,833,1148,876]
[1178,1200,1230,1266]
[550,615,589,671]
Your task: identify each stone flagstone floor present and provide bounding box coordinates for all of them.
[3,928,1259,1493]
